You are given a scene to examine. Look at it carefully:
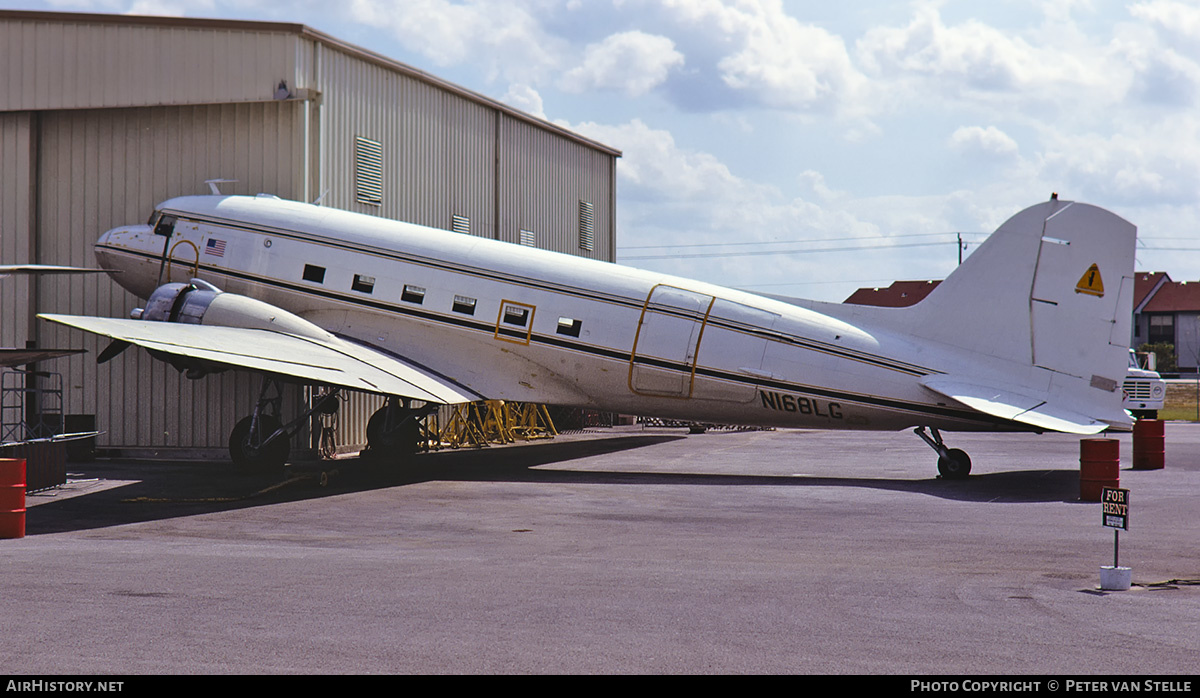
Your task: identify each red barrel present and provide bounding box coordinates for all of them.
[1080,438,1119,502]
[1132,419,1165,470]
[0,458,26,539]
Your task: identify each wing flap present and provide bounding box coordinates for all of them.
[40,314,479,404]
[920,376,1113,435]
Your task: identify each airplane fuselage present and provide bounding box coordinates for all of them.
[91,195,1044,433]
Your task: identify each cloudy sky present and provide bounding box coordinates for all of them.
[7,0,1200,301]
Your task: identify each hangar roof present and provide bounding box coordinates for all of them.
[0,9,620,157]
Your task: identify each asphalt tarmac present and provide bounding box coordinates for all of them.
[3,424,1199,675]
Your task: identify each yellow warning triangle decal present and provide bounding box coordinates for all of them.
[1076,263,1104,297]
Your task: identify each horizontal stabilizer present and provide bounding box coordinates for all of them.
[921,376,1114,435]
[39,314,479,404]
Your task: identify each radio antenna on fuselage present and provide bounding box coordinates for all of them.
[204,179,238,195]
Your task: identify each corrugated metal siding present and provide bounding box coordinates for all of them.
[498,116,613,259]
[0,112,36,349]
[0,17,302,112]
[316,44,612,258]
[1,11,617,454]
[31,103,306,449]
[317,47,498,236]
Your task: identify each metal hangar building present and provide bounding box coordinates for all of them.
[0,9,620,456]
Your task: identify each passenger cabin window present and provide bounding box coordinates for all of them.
[303,265,326,283]
[153,215,177,237]
[452,295,477,315]
[402,285,425,304]
[352,274,375,294]
[557,317,583,337]
[503,305,529,326]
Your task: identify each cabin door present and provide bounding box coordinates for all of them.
[629,285,714,397]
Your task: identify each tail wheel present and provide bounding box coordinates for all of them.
[229,415,290,469]
[937,448,972,479]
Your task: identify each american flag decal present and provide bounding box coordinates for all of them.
[205,238,226,257]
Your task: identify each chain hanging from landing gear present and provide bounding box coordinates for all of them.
[914,426,972,479]
[317,390,341,460]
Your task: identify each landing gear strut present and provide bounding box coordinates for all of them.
[914,426,972,479]
[228,379,340,470]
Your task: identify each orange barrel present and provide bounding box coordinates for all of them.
[1080,438,1119,502]
[0,458,26,539]
[1132,419,1166,470]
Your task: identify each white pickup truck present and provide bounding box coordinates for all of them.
[1123,349,1166,419]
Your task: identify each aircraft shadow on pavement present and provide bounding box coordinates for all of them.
[25,434,684,534]
[26,434,1088,535]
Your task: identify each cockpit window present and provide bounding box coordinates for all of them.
[146,210,160,226]
[153,215,177,237]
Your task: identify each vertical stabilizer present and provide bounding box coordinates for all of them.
[911,199,1136,429]
[817,198,1137,431]
[913,200,1135,376]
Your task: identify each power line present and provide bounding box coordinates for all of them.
[619,240,961,261]
[615,233,1198,262]
[619,231,987,251]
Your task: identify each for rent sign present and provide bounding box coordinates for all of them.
[1102,487,1129,530]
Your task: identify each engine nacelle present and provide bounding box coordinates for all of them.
[132,279,335,377]
[135,280,223,323]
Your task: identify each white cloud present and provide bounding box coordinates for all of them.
[124,0,213,14]
[1130,0,1200,41]
[558,118,965,300]
[502,83,546,119]
[857,4,1107,95]
[1126,48,1200,106]
[715,16,864,111]
[347,0,562,82]
[561,31,683,97]
[1037,122,1200,205]
[655,0,868,114]
[568,118,754,204]
[948,126,1018,158]
[1110,19,1200,108]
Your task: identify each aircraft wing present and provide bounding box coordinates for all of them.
[920,376,1120,435]
[39,314,480,404]
[0,348,87,367]
[0,264,112,277]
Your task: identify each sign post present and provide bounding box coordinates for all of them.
[1100,487,1131,590]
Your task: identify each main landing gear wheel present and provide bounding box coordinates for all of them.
[229,415,290,470]
[915,426,972,479]
[364,397,421,463]
[936,448,972,479]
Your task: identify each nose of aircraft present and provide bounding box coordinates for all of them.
[93,224,149,271]
[93,223,162,299]
[93,227,116,270]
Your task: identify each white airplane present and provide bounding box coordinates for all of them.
[41,193,1136,477]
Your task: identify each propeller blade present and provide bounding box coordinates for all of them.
[96,339,131,364]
